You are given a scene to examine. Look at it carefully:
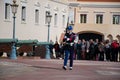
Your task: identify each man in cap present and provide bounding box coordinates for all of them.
[62,25,76,70]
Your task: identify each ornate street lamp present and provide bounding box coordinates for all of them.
[10,0,18,59]
[45,13,52,59]
[46,14,52,42]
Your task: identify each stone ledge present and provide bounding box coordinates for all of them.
[17,56,41,59]
[0,56,41,59]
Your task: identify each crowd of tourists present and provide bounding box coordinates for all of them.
[49,39,120,62]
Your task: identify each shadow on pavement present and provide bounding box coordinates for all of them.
[31,66,62,71]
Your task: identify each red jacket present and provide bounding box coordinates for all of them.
[111,42,119,49]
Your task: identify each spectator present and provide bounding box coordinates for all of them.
[76,40,82,60]
[94,39,99,60]
[81,39,86,60]
[89,39,95,60]
[49,40,54,59]
[104,40,111,61]
[111,40,119,62]
[59,42,64,59]
[86,41,90,60]
[54,41,60,59]
[98,41,105,61]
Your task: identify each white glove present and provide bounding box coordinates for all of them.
[70,43,74,46]
[67,38,70,41]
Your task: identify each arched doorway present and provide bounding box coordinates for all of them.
[116,35,120,43]
[78,32,104,41]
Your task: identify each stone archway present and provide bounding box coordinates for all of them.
[116,35,120,43]
[78,31,104,41]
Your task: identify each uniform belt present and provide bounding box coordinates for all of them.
[65,42,74,46]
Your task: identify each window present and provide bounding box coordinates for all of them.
[5,3,10,20]
[35,9,39,24]
[54,13,57,26]
[45,11,50,24]
[62,15,65,27]
[113,15,120,25]
[21,6,26,21]
[96,14,103,24]
[80,14,87,23]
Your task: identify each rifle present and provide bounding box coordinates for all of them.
[65,17,69,33]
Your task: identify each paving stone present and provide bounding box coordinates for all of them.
[0,58,120,80]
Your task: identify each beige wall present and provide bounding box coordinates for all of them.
[73,2,120,41]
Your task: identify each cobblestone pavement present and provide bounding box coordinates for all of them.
[0,58,120,80]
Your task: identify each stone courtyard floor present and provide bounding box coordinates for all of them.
[0,58,120,80]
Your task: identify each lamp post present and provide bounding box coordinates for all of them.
[10,0,18,59]
[45,13,52,59]
[46,14,52,42]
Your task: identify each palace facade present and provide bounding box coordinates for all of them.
[68,0,120,42]
[0,0,120,43]
[0,0,68,42]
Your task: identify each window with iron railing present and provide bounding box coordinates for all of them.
[80,14,87,23]
[35,9,39,24]
[5,3,10,20]
[96,14,103,24]
[113,15,120,25]
[54,13,58,26]
[21,6,26,21]
[62,15,65,27]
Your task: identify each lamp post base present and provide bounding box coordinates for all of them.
[10,44,17,59]
[45,45,51,59]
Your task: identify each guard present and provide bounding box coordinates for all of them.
[62,25,76,70]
